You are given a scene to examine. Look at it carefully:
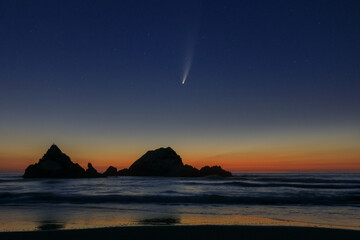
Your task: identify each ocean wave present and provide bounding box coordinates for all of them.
[0,192,359,206]
[233,174,360,184]
[181,180,360,189]
[222,181,360,189]
[0,178,24,183]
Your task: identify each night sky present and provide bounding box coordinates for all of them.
[1,0,359,172]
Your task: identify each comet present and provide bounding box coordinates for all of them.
[181,14,199,85]
[182,55,192,85]
[181,37,195,85]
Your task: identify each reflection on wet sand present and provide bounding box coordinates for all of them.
[138,217,180,225]
[37,221,65,231]
[1,203,359,231]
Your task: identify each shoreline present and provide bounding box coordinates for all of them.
[1,225,360,240]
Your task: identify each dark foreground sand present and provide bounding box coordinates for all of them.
[1,225,359,240]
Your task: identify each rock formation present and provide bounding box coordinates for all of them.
[85,163,102,178]
[23,144,100,178]
[127,147,184,176]
[199,166,232,177]
[117,168,130,176]
[24,145,232,178]
[103,166,118,176]
[118,147,232,177]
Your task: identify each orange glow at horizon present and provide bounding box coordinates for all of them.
[1,122,359,173]
[1,146,359,173]
[185,148,360,172]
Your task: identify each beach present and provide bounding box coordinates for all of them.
[1,173,360,232]
[1,225,360,240]
[1,0,360,239]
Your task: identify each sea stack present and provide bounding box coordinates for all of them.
[118,147,232,177]
[23,145,232,178]
[23,144,99,178]
[85,163,102,178]
[103,166,118,176]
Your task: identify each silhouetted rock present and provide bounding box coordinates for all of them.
[23,145,98,178]
[199,166,232,177]
[117,168,130,176]
[126,147,232,177]
[128,147,184,176]
[181,164,201,177]
[23,145,232,178]
[103,166,118,176]
[85,163,102,178]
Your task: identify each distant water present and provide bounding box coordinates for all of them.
[0,173,359,231]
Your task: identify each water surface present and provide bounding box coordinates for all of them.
[0,173,359,231]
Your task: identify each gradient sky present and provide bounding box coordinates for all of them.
[1,0,359,173]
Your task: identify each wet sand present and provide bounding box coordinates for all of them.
[1,225,360,240]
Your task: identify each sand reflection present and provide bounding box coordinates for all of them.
[37,220,65,231]
[138,217,181,225]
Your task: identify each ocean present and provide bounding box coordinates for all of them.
[0,173,359,231]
